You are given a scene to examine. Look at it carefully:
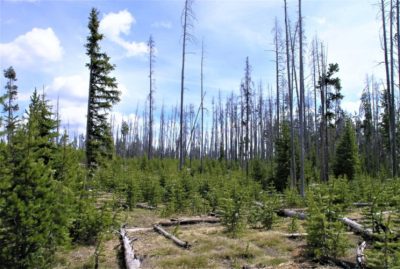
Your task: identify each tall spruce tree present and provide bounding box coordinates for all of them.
[85,8,120,172]
[3,66,19,142]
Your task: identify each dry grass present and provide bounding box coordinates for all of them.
[54,207,363,269]
[124,220,320,269]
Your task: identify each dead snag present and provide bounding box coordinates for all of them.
[153,224,191,249]
[119,228,141,269]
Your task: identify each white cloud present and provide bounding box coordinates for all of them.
[99,10,148,57]
[47,74,88,101]
[0,27,63,66]
[342,100,360,115]
[46,73,129,134]
[151,21,172,29]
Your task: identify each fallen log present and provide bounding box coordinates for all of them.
[280,232,308,238]
[158,216,220,227]
[276,208,396,241]
[277,209,308,220]
[125,227,153,233]
[153,225,191,249]
[136,203,156,210]
[339,217,374,239]
[352,202,371,207]
[356,241,366,268]
[119,228,141,269]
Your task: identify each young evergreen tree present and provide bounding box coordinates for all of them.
[274,121,290,192]
[0,90,68,268]
[85,8,120,172]
[333,119,358,180]
[306,183,349,260]
[3,66,19,142]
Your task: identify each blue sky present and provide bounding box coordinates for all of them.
[0,0,384,135]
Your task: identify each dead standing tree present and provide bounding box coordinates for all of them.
[148,35,155,160]
[179,0,195,170]
[298,0,305,197]
[241,57,253,177]
[284,0,297,188]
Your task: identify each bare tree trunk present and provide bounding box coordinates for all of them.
[179,0,194,170]
[284,0,296,188]
[398,0,400,108]
[381,0,396,177]
[243,57,252,176]
[274,17,281,140]
[312,38,319,174]
[148,36,155,160]
[389,0,397,176]
[298,0,305,197]
[200,40,205,171]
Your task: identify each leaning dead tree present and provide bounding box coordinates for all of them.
[119,228,141,269]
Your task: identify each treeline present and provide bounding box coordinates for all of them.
[102,0,399,189]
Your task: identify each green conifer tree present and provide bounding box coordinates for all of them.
[3,66,19,142]
[333,119,359,180]
[0,90,68,268]
[275,121,290,191]
[85,8,120,173]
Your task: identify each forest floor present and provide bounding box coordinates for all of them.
[53,206,361,269]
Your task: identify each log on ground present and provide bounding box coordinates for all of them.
[153,224,191,249]
[158,216,220,227]
[119,228,141,269]
[277,209,308,220]
[340,217,374,239]
[136,203,157,210]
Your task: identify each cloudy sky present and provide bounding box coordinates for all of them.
[0,0,385,135]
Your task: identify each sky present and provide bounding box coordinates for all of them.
[0,0,385,136]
